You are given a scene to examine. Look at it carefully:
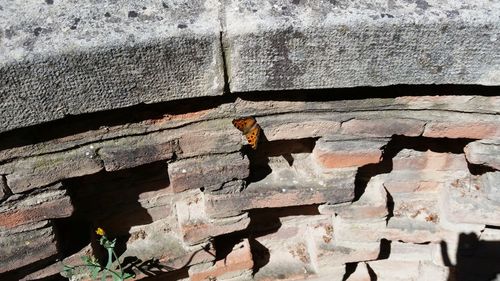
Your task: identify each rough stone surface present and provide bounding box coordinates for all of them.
[0,221,58,274]
[0,0,224,132]
[169,153,250,193]
[224,0,500,92]
[464,139,500,170]
[2,147,104,193]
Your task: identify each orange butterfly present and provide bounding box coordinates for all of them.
[232,117,261,149]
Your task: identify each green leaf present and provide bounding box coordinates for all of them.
[122,272,135,279]
[90,265,100,279]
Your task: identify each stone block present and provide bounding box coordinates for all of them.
[3,147,103,193]
[0,221,59,274]
[99,135,180,171]
[383,170,467,194]
[225,0,500,92]
[189,239,254,281]
[0,183,73,228]
[0,0,223,132]
[312,137,388,169]
[169,153,250,193]
[464,139,500,170]
[340,119,425,137]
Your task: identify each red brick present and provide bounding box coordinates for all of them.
[341,118,425,137]
[312,138,387,169]
[392,149,467,172]
[0,184,73,228]
[423,121,500,139]
[189,239,254,281]
[169,153,249,193]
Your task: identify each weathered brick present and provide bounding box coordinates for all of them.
[260,115,341,141]
[99,134,180,171]
[312,137,388,169]
[392,149,468,172]
[483,172,500,204]
[253,216,326,281]
[3,147,103,193]
[383,170,467,194]
[464,139,500,170]
[205,174,354,218]
[119,218,216,271]
[189,239,254,281]
[169,153,249,193]
[319,175,388,220]
[176,191,250,245]
[368,260,447,281]
[178,125,242,158]
[0,183,73,228]
[341,118,425,137]
[423,121,500,139]
[0,221,59,274]
[440,175,500,226]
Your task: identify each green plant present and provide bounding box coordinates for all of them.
[62,228,134,281]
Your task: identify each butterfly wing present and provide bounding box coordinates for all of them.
[245,124,261,150]
[232,117,256,134]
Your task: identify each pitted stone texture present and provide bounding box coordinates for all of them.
[224,0,500,92]
[0,0,223,132]
[464,139,500,170]
[0,221,58,274]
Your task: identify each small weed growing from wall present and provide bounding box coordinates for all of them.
[62,228,134,281]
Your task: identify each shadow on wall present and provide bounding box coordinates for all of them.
[441,232,500,281]
[55,161,174,278]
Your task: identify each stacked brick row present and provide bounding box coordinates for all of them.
[0,95,499,280]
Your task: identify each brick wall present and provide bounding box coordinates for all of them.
[1,90,499,281]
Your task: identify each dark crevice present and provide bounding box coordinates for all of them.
[366,263,378,281]
[385,188,394,224]
[342,262,358,281]
[211,205,320,275]
[243,129,317,184]
[58,161,170,269]
[219,31,231,95]
[354,135,475,202]
[237,84,499,102]
[377,239,392,260]
[467,162,497,176]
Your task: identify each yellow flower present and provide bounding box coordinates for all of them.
[95,227,105,236]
